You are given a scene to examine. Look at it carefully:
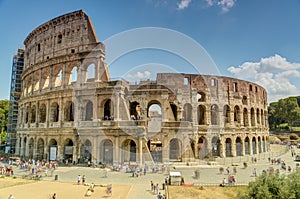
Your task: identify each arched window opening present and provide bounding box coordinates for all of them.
[64,101,74,121]
[39,103,47,123]
[256,108,260,125]
[245,137,250,155]
[50,102,59,122]
[71,66,77,83]
[169,138,180,160]
[84,140,92,162]
[252,137,257,154]
[225,138,232,157]
[102,139,113,164]
[242,96,247,105]
[211,104,219,125]
[251,108,255,126]
[223,105,230,124]
[212,137,220,157]
[148,103,162,133]
[54,68,62,87]
[130,101,141,120]
[87,64,95,80]
[85,101,93,121]
[234,106,240,123]
[243,108,249,127]
[197,92,206,102]
[236,137,243,156]
[183,103,193,122]
[198,137,207,159]
[197,105,206,125]
[170,103,177,121]
[31,105,36,123]
[104,99,114,120]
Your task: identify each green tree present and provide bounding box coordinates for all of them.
[240,170,300,199]
[0,100,9,134]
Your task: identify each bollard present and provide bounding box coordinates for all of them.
[54,174,58,180]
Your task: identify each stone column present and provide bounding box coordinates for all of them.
[231,138,236,157]
[138,137,143,166]
[25,137,29,158]
[93,136,98,163]
[249,138,253,155]
[20,136,25,157]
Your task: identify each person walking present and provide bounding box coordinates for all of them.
[82,175,86,184]
[77,174,81,184]
[253,168,257,177]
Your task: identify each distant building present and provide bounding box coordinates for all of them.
[7,48,24,153]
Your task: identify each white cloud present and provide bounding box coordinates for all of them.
[177,0,192,10]
[227,54,300,102]
[205,0,236,13]
[126,71,151,81]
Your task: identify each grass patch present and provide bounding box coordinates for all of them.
[168,185,248,199]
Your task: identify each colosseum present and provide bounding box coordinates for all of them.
[15,10,269,165]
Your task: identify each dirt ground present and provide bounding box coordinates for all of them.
[168,185,247,199]
[0,176,131,199]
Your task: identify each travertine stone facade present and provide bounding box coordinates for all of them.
[16,10,269,165]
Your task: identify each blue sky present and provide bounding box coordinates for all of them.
[1,0,300,102]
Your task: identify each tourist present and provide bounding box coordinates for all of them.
[253,168,257,177]
[157,192,163,199]
[107,184,112,196]
[226,166,230,174]
[52,193,56,199]
[82,175,86,184]
[8,194,14,199]
[77,174,81,184]
[151,180,154,191]
[222,178,227,186]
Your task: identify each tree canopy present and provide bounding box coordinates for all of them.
[0,100,9,144]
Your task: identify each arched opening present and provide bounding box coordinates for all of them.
[41,68,50,89]
[252,137,257,154]
[71,66,78,83]
[261,110,264,126]
[54,67,62,87]
[256,108,260,125]
[170,103,177,121]
[121,139,136,162]
[63,139,74,163]
[37,138,44,160]
[251,108,255,127]
[223,105,230,124]
[245,137,250,155]
[85,101,93,121]
[234,106,240,124]
[49,139,58,161]
[147,139,162,162]
[64,101,74,121]
[148,102,162,133]
[87,64,95,80]
[39,103,46,123]
[242,96,247,105]
[102,139,113,164]
[33,71,40,91]
[169,138,180,160]
[243,108,249,127]
[28,138,34,159]
[198,136,207,159]
[130,101,141,120]
[197,92,206,102]
[25,107,29,123]
[258,136,262,153]
[104,99,113,120]
[197,105,206,125]
[31,105,36,123]
[225,138,232,157]
[262,137,266,152]
[50,102,59,122]
[84,139,92,162]
[212,136,220,157]
[236,137,242,156]
[211,104,219,125]
[183,103,193,122]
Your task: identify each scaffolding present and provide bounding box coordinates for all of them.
[7,47,24,154]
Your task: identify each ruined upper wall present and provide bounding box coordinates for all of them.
[23,10,102,69]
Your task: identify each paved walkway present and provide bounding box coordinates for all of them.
[11,145,300,199]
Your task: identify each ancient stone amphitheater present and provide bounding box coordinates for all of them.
[15,10,269,165]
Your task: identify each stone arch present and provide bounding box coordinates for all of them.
[245,137,250,155]
[33,71,40,91]
[225,138,232,157]
[242,96,247,105]
[258,136,262,153]
[234,105,240,124]
[236,137,243,156]
[63,138,74,162]
[39,103,47,123]
[50,102,59,122]
[250,108,255,127]
[69,65,78,84]
[198,136,208,159]
[41,68,50,89]
[49,139,58,161]
[169,138,181,160]
[36,138,44,160]
[197,105,206,125]
[64,101,74,121]
[122,139,137,162]
[28,138,34,159]
[85,100,93,121]
[103,99,114,120]
[147,101,162,133]
[170,103,178,121]
[197,91,206,102]
[83,139,92,162]
[252,137,257,154]
[256,108,260,125]
[223,105,230,124]
[183,103,193,122]
[243,108,249,126]
[31,105,36,123]
[87,63,95,80]
[211,104,219,125]
[53,66,62,87]
[130,101,141,120]
[100,139,113,164]
[212,136,220,157]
